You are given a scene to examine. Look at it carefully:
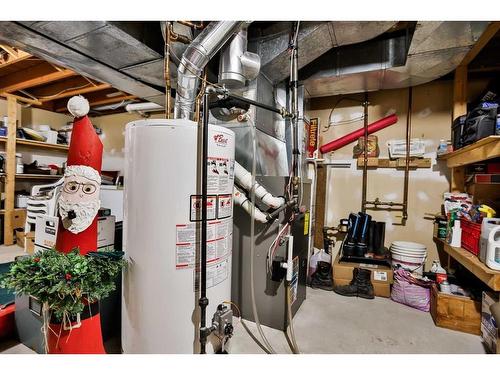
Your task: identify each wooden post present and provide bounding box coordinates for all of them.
[452,65,467,122]
[4,95,17,245]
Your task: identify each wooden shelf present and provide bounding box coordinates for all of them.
[15,174,63,180]
[357,157,432,169]
[16,138,69,151]
[0,136,6,143]
[0,208,26,215]
[434,237,500,291]
[438,136,500,168]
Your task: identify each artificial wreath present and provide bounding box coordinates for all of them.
[0,249,126,320]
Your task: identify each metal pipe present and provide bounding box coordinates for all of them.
[199,90,210,354]
[213,88,293,118]
[164,21,172,119]
[290,22,300,180]
[361,94,369,213]
[174,21,243,120]
[194,70,207,123]
[178,21,204,30]
[402,87,413,223]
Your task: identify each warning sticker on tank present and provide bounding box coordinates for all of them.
[194,258,229,291]
[175,243,195,269]
[190,195,217,222]
[207,157,234,195]
[217,194,232,219]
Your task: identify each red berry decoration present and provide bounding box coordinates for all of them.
[34,257,40,263]
[65,273,72,280]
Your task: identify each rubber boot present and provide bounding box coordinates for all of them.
[310,261,334,291]
[333,268,359,297]
[356,269,375,299]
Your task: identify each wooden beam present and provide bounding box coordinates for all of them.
[0,45,19,57]
[38,83,111,103]
[0,49,32,69]
[0,92,42,106]
[55,94,137,112]
[4,96,17,245]
[452,65,467,121]
[460,21,500,67]
[0,62,77,93]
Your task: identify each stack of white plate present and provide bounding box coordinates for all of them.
[390,241,427,275]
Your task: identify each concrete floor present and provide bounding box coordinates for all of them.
[0,244,486,354]
[0,287,486,354]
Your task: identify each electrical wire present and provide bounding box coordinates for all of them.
[286,282,300,354]
[322,97,365,132]
[248,116,276,354]
[22,83,93,101]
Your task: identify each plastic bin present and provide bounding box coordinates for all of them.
[460,218,481,256]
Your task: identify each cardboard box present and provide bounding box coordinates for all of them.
[481,291,499,354]
[332,253,393,298]
[13,209,27,230]
[430,284,481,335]
[25,232,35,254]
[35,215,58,251]
[97,215,115,251]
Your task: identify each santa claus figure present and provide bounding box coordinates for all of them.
[47,95,106,354]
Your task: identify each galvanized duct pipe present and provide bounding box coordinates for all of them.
[174,21,244,119]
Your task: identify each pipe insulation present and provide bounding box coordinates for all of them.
[125,102,163,113]
[174,21,244,120]
[319,114,398,154]
[234,161,285,209]
[233,186,268,224]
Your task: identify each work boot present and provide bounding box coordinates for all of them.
[356,268,375,299]
[310,261,334,291]
[333,268,375,299]
[333,268,359,297]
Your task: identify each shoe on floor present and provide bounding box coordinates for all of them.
[333,268,374,299]
[310,261,334,291]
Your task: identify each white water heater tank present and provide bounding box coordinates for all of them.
[122,119,235,353]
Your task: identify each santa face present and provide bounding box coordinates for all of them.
[58,165,101,234]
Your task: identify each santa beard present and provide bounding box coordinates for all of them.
[58,197,100,234]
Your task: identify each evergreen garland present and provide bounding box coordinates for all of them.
[0,249,126,319]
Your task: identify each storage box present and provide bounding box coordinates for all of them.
[25,232,35,254]
[332,253,393,298]
[481,291,499,354]
[430,283,481,335]
[34,215,58,251]
[12,209,27,230]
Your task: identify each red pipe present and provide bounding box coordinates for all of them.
[319,113,398,154]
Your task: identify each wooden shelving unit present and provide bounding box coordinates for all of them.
[15,174,63,180]
[434,237,500,291]
[16,138,69,152]
[438,136,500,168]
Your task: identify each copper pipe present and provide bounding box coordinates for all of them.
[169,24,192,44]
[402,87,413,223]
[361,93,369,213]
[164,22,172,119]
[178,21,204,30]
[194,69,207,123]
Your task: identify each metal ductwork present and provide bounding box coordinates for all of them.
[252,21,398,83]
[218,26,261,88]
[302,21,491,97]
[173,21,244,120]
[0,21,166,104]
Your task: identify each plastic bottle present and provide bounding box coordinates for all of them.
[449,220,462,247]
[437,139,447,155]
[479,219,500,263]
[485,226,500,271]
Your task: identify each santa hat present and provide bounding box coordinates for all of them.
[66,95,103,173]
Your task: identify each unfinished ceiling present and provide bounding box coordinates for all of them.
[0,45,141,116]
[0,21,497,107]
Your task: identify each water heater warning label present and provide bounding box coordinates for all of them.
[207,157,234,195]
[190,195,216,222]
[217,194,232,219]
[194,258,229,291]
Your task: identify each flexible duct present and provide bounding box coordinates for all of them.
[233,186,268,224]
[125,102,163,113]
[173,21,244,120]
[234,161,285,209]
[319,114,398,154]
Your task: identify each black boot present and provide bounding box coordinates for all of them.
[333,268,359,297]
[356,268,375,299]
[333,268,375,299]
[310,261,334,291]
